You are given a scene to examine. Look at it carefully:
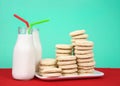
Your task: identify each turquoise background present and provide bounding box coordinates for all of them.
[0,0,120,68]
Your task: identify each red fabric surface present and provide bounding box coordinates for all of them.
[0,68,120,86]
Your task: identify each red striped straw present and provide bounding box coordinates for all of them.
[14,14,30,28]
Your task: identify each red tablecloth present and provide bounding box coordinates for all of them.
[0,68,120,86]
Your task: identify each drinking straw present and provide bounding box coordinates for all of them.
[14,14,30,28]
[28,19,50,34]
[30,19,49,28]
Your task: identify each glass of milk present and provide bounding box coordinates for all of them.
[32,28,42,72]
[12,27,35,80]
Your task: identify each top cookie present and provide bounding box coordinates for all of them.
[75,40,94,47]
[40,58,56,66]
[72,34,88,39]
[56,44,73,49]
[70,30,85,37]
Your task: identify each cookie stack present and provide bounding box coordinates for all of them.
[56,44,73,57]
[40,68,62,77]
[39,59,57,72]
[57,56,78,76]
[69,30,88,46]
[75,40,95,74]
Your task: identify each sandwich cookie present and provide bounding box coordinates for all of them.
[75,40,94,47]
[76,53,94,59]
[56,56,76,61]
[56,49,72,54]
[75,46,93,50]
[69,30,85,37]
[72,34,88,39]
[57,60,76,65]
[56,44,73,50]
[78,69,94,74]
[77,57,94,63]
[40,68,62,77]
[77,61,95,67]
[63,72,78,76]
[56,53,70,57]
[78,66,94,70]
[40,58,56,66]
[59,64,77,69]
[75,50,93,55]
[62,68,78,73]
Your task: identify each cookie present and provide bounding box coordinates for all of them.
[39,67,62,77]
[56,49,72,54]
[71,39,86,42]
[56,56,76,61]
[75,46,93,50]
[78,66,94,70]
[76,53,94,58]
[75,40,94,47]
[70,30,85,37]
[39,65,56,70]
[77,57,94,63]
[40,58,56,66]
[56,44,73,50]
[56,53,71,57]
[78,69,94,73]
[78,61,95,66]
[63,72,78,76]
[40,68,62,73]
[57,60,76,65]
[62,68,78,73]
[72,34,88,39]
[75,50,93,54]
[41,73,62,77]
[59,64,77,69]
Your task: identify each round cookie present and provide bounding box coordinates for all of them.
[40,58,56,66]
[62,68,78,73]
[77,57,94,63]
[76,53,94,59]
[56,56,76,61]
[41,73,62,77]
[40,68,62,73]
[75,50,93,55]
[78,69,94,73]
[78,61,95,66]
[56,49,72,54]
[71,39,87,43]
[75,40,94,47]
[70,30,85,37]
[56,44,73,50]
[59,64,77,69]
[63,72,78,76]
[57,60,76,65]
[75,46,93,50]
[78,66,94,70]
[39,65,56,70]
[56,53,71,57]
[72,34,88,39]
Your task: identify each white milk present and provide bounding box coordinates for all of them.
[12,29,35,80]
[32,29,42,72]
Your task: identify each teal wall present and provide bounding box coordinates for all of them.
[0,0,120,68]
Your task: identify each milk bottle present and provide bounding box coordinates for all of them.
[12,28,35,80]
[32,29,42,72]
